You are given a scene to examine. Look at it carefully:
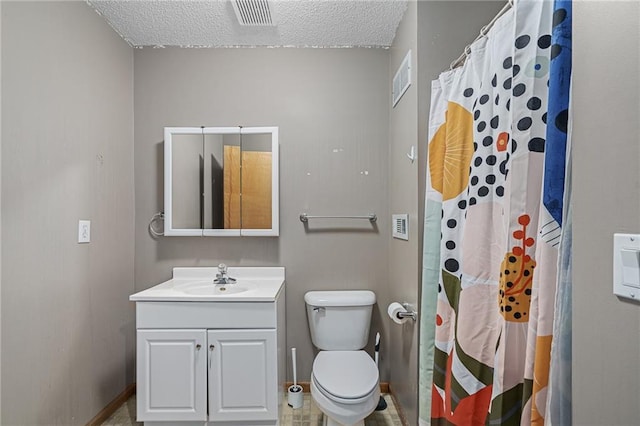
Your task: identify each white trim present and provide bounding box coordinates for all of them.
[202,229,241,237]
[202,126,240,134]
[164,127,205,236]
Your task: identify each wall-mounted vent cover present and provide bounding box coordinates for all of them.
[392,214,409,240]
[232,0,274,26]
[392,50,412,107]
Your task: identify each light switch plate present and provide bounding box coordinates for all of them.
[78,220,91,243]
[613,233,640,300]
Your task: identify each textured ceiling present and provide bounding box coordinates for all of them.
[88,0,408,48]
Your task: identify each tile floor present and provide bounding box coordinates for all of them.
[103,393,402,426]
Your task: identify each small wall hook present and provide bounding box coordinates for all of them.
[407,145,416,163]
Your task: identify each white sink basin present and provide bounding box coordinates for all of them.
[175,280,257,296]
[129,267,285,302]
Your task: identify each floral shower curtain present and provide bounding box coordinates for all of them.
[419,0,572,424]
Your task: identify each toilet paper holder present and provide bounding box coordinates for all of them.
[396,303,417,321]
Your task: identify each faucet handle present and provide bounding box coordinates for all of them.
[218,263,227,274]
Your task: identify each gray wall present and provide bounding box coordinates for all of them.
[1,2,135,424]
[387,1,419,422]
[0,0,3,419]
[572,1,640,424]
[134,47,390,382]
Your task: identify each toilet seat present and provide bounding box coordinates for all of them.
[312,351,379,404]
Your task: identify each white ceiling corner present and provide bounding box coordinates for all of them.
[87,0,408,48]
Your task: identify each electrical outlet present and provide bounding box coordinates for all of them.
[78,220,91,243]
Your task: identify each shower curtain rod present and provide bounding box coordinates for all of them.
[449,0,514,70]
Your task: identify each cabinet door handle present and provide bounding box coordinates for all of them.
[209,344,215,369]
[196,344,202,350]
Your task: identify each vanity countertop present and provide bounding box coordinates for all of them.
[130,266,285,302]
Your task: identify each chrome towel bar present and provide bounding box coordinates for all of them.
[299,213,377,223]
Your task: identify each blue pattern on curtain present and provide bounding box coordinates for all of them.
[543,0,572,226]
[545,1,572,424]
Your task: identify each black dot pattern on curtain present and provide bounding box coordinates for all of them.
[513,84,526,97]
[515,35,530,49]
[517,117,533,131]
[528,137,546,152]
[527,97,542,110]
[513,64,521,77]
[553,8,567,27]
[445,258,460,273]
[464,43,517,207]
[538,35,552,49]
[512,24,552,154]
[555,109,568,133]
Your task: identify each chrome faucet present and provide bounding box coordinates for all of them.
[214,263,236,284]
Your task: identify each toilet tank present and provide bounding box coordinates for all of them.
[305,290,376,350]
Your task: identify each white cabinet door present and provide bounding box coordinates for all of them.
[137,329,207,421]
[207,329,278,422]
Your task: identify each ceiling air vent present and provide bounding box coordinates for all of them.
[232,0,274,26]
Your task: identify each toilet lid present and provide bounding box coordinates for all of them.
[312,351,379,400]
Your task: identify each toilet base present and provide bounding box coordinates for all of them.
[323,414,365,426]
[311,376,378,426]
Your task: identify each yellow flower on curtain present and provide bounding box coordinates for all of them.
[428,101,474,201]
[499,214,536,323]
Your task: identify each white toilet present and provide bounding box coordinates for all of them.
[305,290,380,426]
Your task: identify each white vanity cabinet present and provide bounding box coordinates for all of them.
[208,329,278,422]
[137,329,208,422]
[131,267,286,426]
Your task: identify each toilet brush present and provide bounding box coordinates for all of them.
[288,348,303,409]
[374,332,387,411]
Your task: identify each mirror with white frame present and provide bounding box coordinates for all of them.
[164,126,279,236]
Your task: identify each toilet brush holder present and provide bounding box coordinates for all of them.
[287,384,303,409]
[288,347,303,409]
